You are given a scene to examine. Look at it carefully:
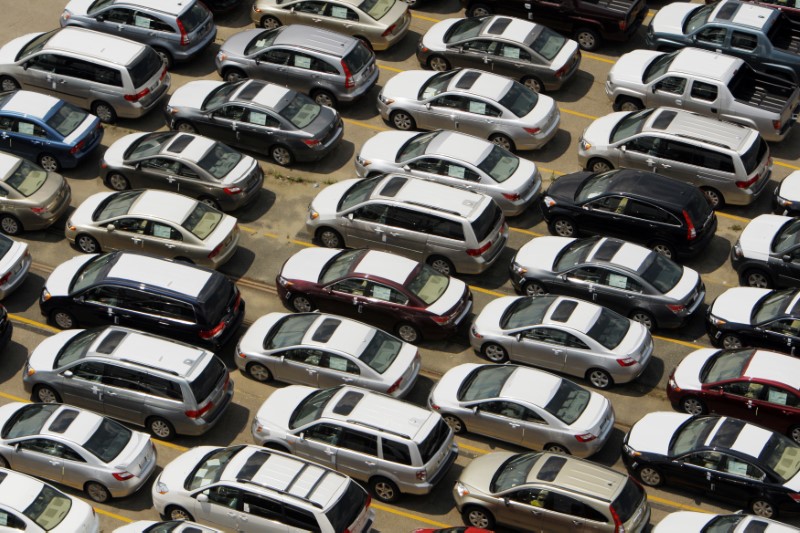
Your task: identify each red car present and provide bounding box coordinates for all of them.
[276,247,473,344]
[667,347,800,443]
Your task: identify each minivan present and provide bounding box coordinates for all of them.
[306,173,508,275]
[0,27,171,123]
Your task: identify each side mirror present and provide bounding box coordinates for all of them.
[135,162,142,170]
[21,61,29,71]
[73,296,84,304]
[106,224,115,232]
[515,333,523,342]
[425,103,431,110]
[96,15,104,22]
[402,164,410,172]
[298,432,305,440]
[620,144,627,152]
[472,405,479,414]
[14,443,21,452]
[560,273,568,281]
[63,370,74,378]
[347,213,354,221]
[784,254,792,262]
[197,494,209,503]
[324,286,332,294]
[652,85,657,93]
[503,497,511,507]
[279,355,285,362]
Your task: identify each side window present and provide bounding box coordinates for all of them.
[104,8,134,24]
[203,485,242,510]
[720,381,764,398]
[567,266,603,284]
[722,456,765,480]
[83,286,124,306]
[624,200,676,225]
[242,492,282,521]
[262,49,291,65]
[690,81,719,102]
[103,365,148,393]
[695,149,735,173]
[0,509,26,529]
[147,222,182,241]
[426,215,466,241]
[696,27,727,46]
[132,12,160,29]
[294,1,326,14]
[216,106,247,121]
[381,439,412,465]
[587,195,628,214]
[408,158,444,174]
[766,386,799,407]
[329,278,368,296]
[563,332,590,349]
[304,423,343,445]
[70,362,106,382]
[430,95,466,110]
[339,429,378,456]
[18,439,62,457]
[54,443,84,462]
[682,450,723,470]
[246,110,281,128]
[767,319,800,337]
[549,493,608,522]
[325,3,359,20]
[323,353,360,374]
[462,40,494,52]
[524,327,571,346]
[367,282,408,305]
[141,157,180,173]
[140,374,183,400]
[0,117,12,131]
[286,348,323,366]
[26,53,60,73]
[601,270,643,293]
[731,31,758,51]
[654,76,687,95]
[509,488,549,507]
[284,505,320,531]
[497,43,532,61]
[465,98,502,117]
[352,204,388,223]
[15,121,48,139]
[176,164,200,179]
[66,60,121,87]
[310,57,339,74]
[625,136,660,155]
[131,295,196,322]
[384,206,424,231]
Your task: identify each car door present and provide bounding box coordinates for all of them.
[758,385,800,435]
[685,80,721,115]
[468,400,527,445]
[100,364,149,426]
[668,451,719,494]
[97,7,136,36]
[492,42,538,82]
[513,327,568,371]
[143,221,186,260]
[138,157,183,194]
[618,135,664,174]
[758,318,800,355]
[318,278,370,319]
[420,94,463,131]
[712,381,765,421]
[283,0,326,26]
[576,195,629,238]
[235,107,281,155]
[342,203,391,250]
[16,53,65,98]
[381,207,426,260]
[459,97,503,138]
[8,118,54,162]
[590,267,649,317]
[169,161,209,202]
[72,285,127,327]
[317,352,361,388]
[104,217,148,252]
[526,0,569,32]
[453,39,496,71]
[335,428,380,482]
[125,290,196,341]
[659,139,730,192]
[274,348,323,386]
[407,157,483,193]
[620,199,682,250]
[256,49,307,95]
[500,488,570,533]
[0,117,13,153]
[59,361,108,414]
[323,2,364,38]
[692,25,728,53]
[364,281,414,334]
[240,492,290,533]
[293,422,341,469]
[8,438,67,484]
[202,105,245,146]
[770,246,800,287]
[645,75,688,109]
[193,484,245,531]
[550,265,603,301]
[709,454,766,505]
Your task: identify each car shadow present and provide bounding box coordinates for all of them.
[233,187,276,223]
[0,339,28,384]
[376,31,422,64]
[553,70,595,104]
[339,85,383,122]
[220,246,256,281]
[684,235,731,275]
[524,129,572,165]
[170,43,221,78]
[770,127,800,161]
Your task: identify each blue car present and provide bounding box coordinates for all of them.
[0,90,103,172]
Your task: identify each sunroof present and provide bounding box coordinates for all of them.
[709,418,745,449]
[48,409,79,434]
[238,81,263,101]
[311,318,341,343]
[593,239,623,263]
[487,18,512,35]
[333,391,363,416]
[166,134,194,154]
[536,455,567,481]
[550,300,578,322]
[455,70,481,90]
[96,330,127,355]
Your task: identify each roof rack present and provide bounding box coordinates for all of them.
[237,470,326,509]
[346,419,411,440]
[404,201,461,217]
[118,358,180,376]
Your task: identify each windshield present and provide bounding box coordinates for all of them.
[774,219,800,254]
[446,17,484,42]
[502,296,553,329]
[359,329,402,374]
[498,83,538,117]
[70,253,117,293]
[754,290,794,323]
[83,418,132,463]
[320,249,364,284]
[397,131,437,163]
[544,379,590,424]
[2,404,59,439]
[54,329,101,367]
[491,452,540,492]
[339,176,380,212]
[203,82,242,110]
[420,71,458,100]
[127,132,173,159]
[46,102,88,138]
[23,485,71,531]
[278,93,321,129]
[359,0,395,19]
[554,238,597,271]
[182,202,222,240]
[245,30,279,55]
[530,27,566,61]
[95,190,142,221]
[459,365,515,401]
[265,314,317,349]
[4,159,48,197]
[684,4,715,34]
[701,515,744,533]
[701,349,752,383]
[643,52,677,84]
[638,252,683,293]
[610,109,653,143]
[406,264,449,305]
[477,145,519,183]
[587,308,630,349]
[761,433,800,482]
[197,142,242,180]
[575,170,616,203]
[186,446,245,490]
[669,416,718,456]
[17,30,56,61]
[289,387,339,429]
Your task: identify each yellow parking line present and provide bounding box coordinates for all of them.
[411,13,442,23]
[378,64,404,73]
[343,118,389,132]
[717,211,750,224]
[153,439,189,452]
[776,160,800,171]
[372,503,451,528]
[653,335,705,350]
[540,166,566,177]
[510,227,543,237]
[647,495,708,513]
[10,314,59,333]
[239,225,258,234]
[458,442,490,455]
[560,108,599,120]
[582,52,615,65]
[469,286,506,297]
[94,508,133,523]
[0,390,31,404]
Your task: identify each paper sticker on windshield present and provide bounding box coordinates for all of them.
[768,389,788,405]
[294,55,312,69]
[607,273,627,289]
[134,15,152,28]
[17,122,34,135]
[448,165,466,179]
[502,47,521,59]
[372,285,391,301]
[468,101,486,114]
[331,6,348,18]
[153,225,173,239]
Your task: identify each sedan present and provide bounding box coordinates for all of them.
[236,311,421,397]
[377,68,560,152]
[0,402,156,503]
[622,412,800,518]
[707,287,800,354]
[66,190,239,269]
[654,511,798,532]
[470,295,652,389]
[0,152,71,235]
[355,130,542,216]
[276,247,473,344]
[667,347,800,443]
[114,521,223,533]
[430,363,614,457]
[0,233,31,299]
[731,214,800,288]
[774,170,800,216]
[164,79,343,166]
[510,235,705,330]
[417,15,581,93]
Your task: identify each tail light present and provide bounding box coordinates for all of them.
[667,303,686,314]
[177,19,190,46]
[575,433,597,442]
[223,186,242,195]
[788,492,800,503]
[736,175,759,189]
[470,325,483,339]
[208,243,223,259]
[616,357,637,367]
[619,19,628,30]
[773,119,782,130]
[199,321,226,340]
[185,401,214,419]
[0,272,11,286]
[341,60,354,88]
[387,377,403,394]
[431,314,452,325]
[610,503,624,533]
[69,140,85,154]
[100,162,108,169]
[682,209,696,240]
[124,87,151,102]
[382,24,397,37]
[502,192,521,200]
[303,138,321,147]
[466,241,491,257]
[112,471,134,481]
[524,127,541,134]
[415,469,427,481]
[554,65,568,79]
[160,65,168,80]
[430,403,440,410]
[30,207,46,214]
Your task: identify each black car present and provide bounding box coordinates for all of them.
[707,287,800,355]
[201,0,244,15]
[731,214,800,289]
[623,412,800,518]
[0,303,12,352]
[39,251,245,349]
[541,169,717,261]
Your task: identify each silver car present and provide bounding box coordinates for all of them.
[114,521,223,533]
[236,312,421,397]
[377,68,560,152]
[66,189,240,268]
[0,152,71,235]
[429,363,615,457]
[470,295,653,389]
[355,130,542,216]
[0,402,156,503]
[0,233,30,300]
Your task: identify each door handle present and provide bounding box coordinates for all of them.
[131,237,142,244]
[388,232,400,237]
[661,163,671,169]
[342,377,354,382]
[306,369,317,375]
[372,227,384,233]
[572,520,581,525]
[312,18,322,22]
[106,391,118,396]
[323,448,335,455]
[711,108,718,113]
[509,423,520,428]
[49,460,60,465]
[675,99,683,105]
[530,510,540,516]
[365,461,377,466]
[164,244,176,249]
[645,158,656,166]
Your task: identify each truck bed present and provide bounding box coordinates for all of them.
[582,0,637,16]
[767,15,800,52]
[729,72,797,113]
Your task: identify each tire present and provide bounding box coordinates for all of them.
[271,145,294,167]
[395,322,421,344]
[548,217,577,237]
[587,158,613,173]
[166,506,195,522]
[106,172,130,191]
[75,234,100,254]
[316,227,343,248]
[680,396,707,416]
[523,280,547,297]
[701,187,724,209]
[0,214,22,236]
[223,68,247,83]
[50,309,76,330]
[462,506,495,530]
[369,477,400,503]
[751,498,777,518]
[147,417,175,440]
[199,196,221,211]
[427,255,454,276]
[575,27,601,51]
[92,101,117,124]
[586,368,613,390]
[390,110,416,131]
[790,425,800,445]
[721,333,743,350]
[0,76,19,92]
[175,121,198,134]
[650,241,676,260]
[637,466,663,487]
[629,309,656,331]
[482,342,509,363]
[85,482,111,503]
[260,15,281,29]
[468,3,491,17]
[33,385,61,404]
[744,269,773,289]
[489,133,515,152]
[37,153,60,173]
[291,294,316,313]
[544,443,570,454]
[443,415,465,434]
[312,90,337,109]
[153,47,173,69]
[522,76,544,93]
[427,55,451,71]
[615,96,644,112]
[246,362,272,383]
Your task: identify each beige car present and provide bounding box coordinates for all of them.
[0,152,71,235]
[250,0,411,51]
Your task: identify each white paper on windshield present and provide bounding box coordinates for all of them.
[331,6,348,18]
[329,357,348,371]
[0,515,7,526]
[372,285,391,301]
[250,112,268,126]
[17,122,34,135]
[727,460,748,476]
[134,15,152,28]
[255,38,268,49]
[468,101,486,114]
[153,225,172,239]
[448,165,465,179]
[294,55,311,69]
[607,273,627,289]
[503,47,521,59]
[768,389,788,405]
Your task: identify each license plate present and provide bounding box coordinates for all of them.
[149,80,159,93]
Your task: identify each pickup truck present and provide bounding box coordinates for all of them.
[706,0,800,23]
[647,0,800,83]
[606,47,800,141]
[459,0,647,51]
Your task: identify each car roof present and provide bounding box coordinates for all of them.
[128,190,196,223]
[645,108,755,152]
[37,405,105,446]
[528,453,626,500]
[46,27,145,66]
[479,16,537,44]
[500,367,562,407]
[111,0,189,16]
[304,315,375,355]
[744,350,800,389]
[449,70,512,102]
[703,416,775,459]
[106,253,214,298]
[543,297,602,334]
[0,91,60,121]
[0,470,55,512]
[273,24,355,55]
[669,48,740,79]
[585,237,652,272]
[712,0,776,29]
[426,132,493,166]
[234,80,292,110]
[353,250,418,285]
[0,152,21,180]
[599,169,701,212]
[163,133,217,163]
[378,175,488,219]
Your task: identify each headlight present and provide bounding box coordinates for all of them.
[24,363,34,377]
[542,196,556,209]
[776,195,792,207]
[41,288,51,302]
[708,314,727,327]
[276,276,291,288]
[622,444,640,457]
[308,209,319,220]
[733,241,743,258]
[455,481,470,497]
[511,262,528,276]
[579,138,591,151]
[378,94,395,105]
[156,481,169,495]
[216,52,227,62]
[356,156,370,167]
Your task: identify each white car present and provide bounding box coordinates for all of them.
[730,214,800,288]
[114,520,223,533]
[0,233,30,299]
[0,467,99,533]
[774,170,800,216]
[653,511,798,532]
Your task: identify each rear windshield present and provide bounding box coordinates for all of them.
[760,433,800,482]
[359,329,402,374]
[530,27,566,61]
[83,418,132,463]
[587,308,630,349]
[406,264,449,305]
[742,137,769,175]
[611,478,646,523]
[5,159,47,197]
[344,41,374,75]
[182,202,222,240]
[359,0,395,19]
[289,387,339,429]
[445,17,484,42]
[197,142,242,180]
[701,349,752,383]
[129,47,164,89]
[477,145,519,183]
[189,356,226,402]
[638,252,683,294]
[326,481,368,532]
[544,379,590,424]
[498,83,538,117]
[46,102,88,138]
[54,329,102,367]
[278,93,321,129]
[610,109,653,143]
[685,188,713,227]
[178,2,209,32]
[471,201,502,242]
[95,190,141,221]
[418,417,450,463]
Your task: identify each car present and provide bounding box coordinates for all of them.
[541,168,717,260]
[0,90,103,172]
[706,287,800,354]
[413,529,492,533]
[510,236,706,330]
[114,520,223,533]
[99,131,263,212]
[252,385,458,502]
[429,363,615,457]
[416,16,581,93]
[250,0,410,51]
[653,511,798,532]
[453,451,650,531]
[65,189,240,269]
[0,467,99,533]
[731,214,800,288]
[0,152,71,235]
[39,251,245,349]
[276,247,473,344]
[0,233,30,299]
[622,412,800,518]
[667,347,800,443]
[0,402,156,502]
[774,170,800,216]
[377,68,560,152]
[0,304,13,352]
[60,0,217,69]
[235,311,421,397]
[164,79,343,166]
[201,0,243,15]
[354,130,542,216]
[469,295,653,389]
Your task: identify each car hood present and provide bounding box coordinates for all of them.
[281,247,343,283]
[777,171,800,202]
[473,296,518,334]
[157,445,221,495]
[547,171,589,202]
[168,80,225,111]
[62,0,94,16]
[672,348,717,391]
[44,254,96,297]
[430,362,481,409]
[514,236,575,271]
[28,329,83,371]
[458,451,517,495]
[426,276,468,315]
[608,50,664,90]
[219,28,262,56]
[359,131,416,164]
[70,191,112,227]
[710,287,769,325]
[105,132,148,168]
[237,313,285,355]
[311,179,357,216]
[0,33,40,65]
[420,18,459,52]
[255,385,318,431]
[653,512,713,532]
[383,70,438,101]
[626,411,691,455]
[582,111,628,148]
[739,214,787,261]
[650,2,696,37]
[663,266,700,301]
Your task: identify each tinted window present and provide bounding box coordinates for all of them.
[189,356,225,403]
[284,506,320,531]
[418,418,450,463]
[586,308,630,349]
[289,387,339,429]
[732,31,758,50]
[326,481,368,532]
[177,2,209,32]
[405,264,449,305]
[339,429,377,456]
[501,296,554,329]
[2,404,59,439]
[691,81,718,101]
[343,40,373,74]
[638,252,683,293]
[610,110,653,143]
[141,373,183,400]
[458,365,515,401]
[626,200,675,224]
[382,439,412,465]
[741,137,769,175]
[491,452,540,491]
[103,365,147,392]
[543,379,590,424]
[129,47,163,89]
[471,201,502,242]
[54,330,102,367]
[265,313,317,349]
[359,329,401,373]
[498,83,538,117]
[529,27,565,60]
[612,477,645,522]
[197,142,242,180]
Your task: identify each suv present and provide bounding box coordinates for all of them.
[578,107,773,209]
[23,325,234,440]
[39,251,245,349]
[215,25,378,109]
[0,27,170,123]
[454,451,650,531]
[306,174,508,276]
[153,445,374,532]
[60,0,216,69]
[252,385,459,503]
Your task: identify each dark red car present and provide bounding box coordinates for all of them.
[276,247,473,344]
[667,347,800,443]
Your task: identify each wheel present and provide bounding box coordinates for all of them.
[147,417,175,440]
[523,280,547,297]
[260,15,281,29]
[33,385,61,404]
[751,498,777,518]
[390,111,416,131]
[443,415,465,434]
[629,309,655,331]
[427,255,454,276]
[106,172,130,191]
[37,154,60,173]
[575,27,601,51]
[317,228,343,248]
[489,133,515,152]
[0,214,22,236]
[199,196,221,210]
[85,482,111,503]
[650,241,676,260]
[50,309,76,330]
[790,425,800,445]
[587,158,613,173]
[166,506,194,522]
[223,68,247,83]
[312,90,336,108]
[175,121,197,134]
[291,294,316,313]
[153,47,173,69]
[92,101,117,124]
[482,342,509,363]
[395,322,421,344]
[0,76,19,92]
[549,217,577,237]
[680,396,707,416]
[427,55,451,71]
[246,362,272,382]
[701,187,724,209]
[637,466,663,487]
[615,96,644,112]
[468,3,491,16]
[721,333,743,350]
[744,269,773,288]
[544,443,570,454]
[586,368,613,390]
[522,76,544,93]
[75,234,100,254]
[462,506,495,530]
[369,477,400,503]
[271,145,294,167]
